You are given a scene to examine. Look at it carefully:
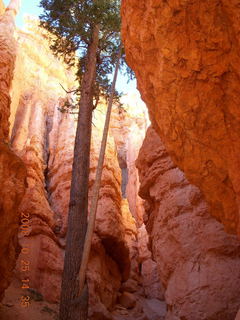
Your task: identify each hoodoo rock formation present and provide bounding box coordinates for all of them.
[121,0,240,236]
[0,2,27,302]
[137,127,240,320]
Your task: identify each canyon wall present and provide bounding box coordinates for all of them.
[0,4,27,301]
[121,0,240,235]
[110,96,165,304]
[0,0,4,14]
[110,92,148,225]
[2,2,239,319]
[136,126,240,320]
[4,19,161,320]
[11,20,75,305]
[0,1,17,142]
[9,22,130,319]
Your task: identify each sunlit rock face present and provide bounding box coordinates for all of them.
[89,113,138,317]
[121,0,240,236]
[8,19,147,318]
[0,3,17,142]
[136,126,240,320]
[0,5,27,301]
[0,0,4,14]
[10,21,76,303]
[0,9,162,318]
[109,95,165,301]
[110,92,149,226]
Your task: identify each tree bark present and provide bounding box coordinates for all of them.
[59,24,99,320]
[77,44,123,296]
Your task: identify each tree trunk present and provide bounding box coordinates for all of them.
[77,44,123,296]
[59,24,99,320]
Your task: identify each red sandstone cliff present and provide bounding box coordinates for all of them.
[1,18,163,320]
[121,0,240,236]
[2,1,240,319]
[0,0,4,14]
[0,2,27,302]
[136,126,240,320]
[8,22,130,318]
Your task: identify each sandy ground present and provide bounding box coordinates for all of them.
[0,279,58,320]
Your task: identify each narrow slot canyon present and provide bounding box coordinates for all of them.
[1,1,240,320]
[0,11,166,319]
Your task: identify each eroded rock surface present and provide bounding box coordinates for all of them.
[11,22,75,303]
[0,0,4,15]
[110,92,148,225]
[0,11,164,320]
[7,20,149,318]
[122,0,240,235]
[0,4,27,301]
[0,3,17,141]
[109,97,165,304]
[136,127,240,320]
[0,144,26,302]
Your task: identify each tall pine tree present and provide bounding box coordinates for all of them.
[39,1,128,319]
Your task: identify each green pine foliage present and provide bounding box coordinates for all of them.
[39,0,133,110]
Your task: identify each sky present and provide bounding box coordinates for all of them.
[3,0,137,94]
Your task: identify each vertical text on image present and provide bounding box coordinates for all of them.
[19,212,31,308]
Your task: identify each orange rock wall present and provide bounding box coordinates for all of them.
[0,6,27,301]
[136,127,240,320]
[109,95,164,301]
[11,24,75,303]
[0,144,26,301]
[110,92,148,225]
[121,0,240,235]
[0,0,4,15]
[0,6,17,141]
[0,10,162,318]
[9,21,141,318]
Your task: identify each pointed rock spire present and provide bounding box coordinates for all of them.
[6,0,21,16]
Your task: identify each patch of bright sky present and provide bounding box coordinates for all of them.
[3,0,137,94]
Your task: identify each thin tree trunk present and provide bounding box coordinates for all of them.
[78,44,123,296]
[59,24,99,320]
